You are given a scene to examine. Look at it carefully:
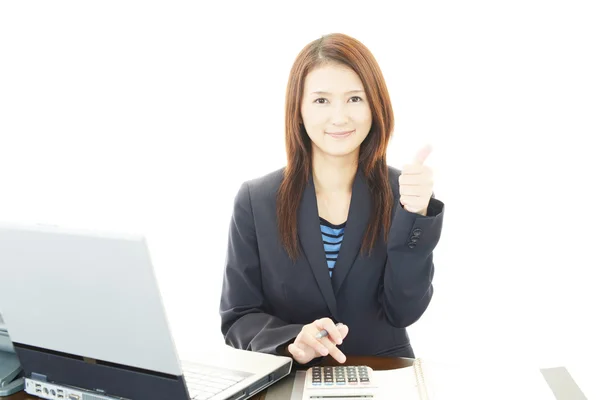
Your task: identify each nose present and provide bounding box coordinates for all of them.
[330,103,349,126]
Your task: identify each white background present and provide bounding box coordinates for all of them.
[1,1,598,397]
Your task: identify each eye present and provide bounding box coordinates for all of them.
[314,98,328,104]
[349,96,363,103]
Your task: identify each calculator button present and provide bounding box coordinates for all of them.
[308,366,374,388]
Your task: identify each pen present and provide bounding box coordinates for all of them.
[315,322,343,339]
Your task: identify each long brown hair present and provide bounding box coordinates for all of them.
[276,33,395,261]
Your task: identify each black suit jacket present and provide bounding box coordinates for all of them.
[219,165,444,362]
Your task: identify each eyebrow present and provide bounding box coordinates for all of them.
[310,90,365,95]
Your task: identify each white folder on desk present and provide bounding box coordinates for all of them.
[366,358,556,400]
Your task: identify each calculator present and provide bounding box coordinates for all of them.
[303,365,378,398]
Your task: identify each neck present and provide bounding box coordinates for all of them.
[311,148,359,195]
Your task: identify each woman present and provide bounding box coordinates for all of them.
[219,33,444,366]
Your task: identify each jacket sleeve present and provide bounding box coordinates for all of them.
[219,181,304,356]
[379,192,444,328]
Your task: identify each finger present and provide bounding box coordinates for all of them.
[287,343,306,360]
[400,195,424,206]
[400,196,426,206]
[400,196,422,208]
[315,318,343,345]
[400,196,427,209]
[338,324,349,340]
[399,174,433,187]
[400,164,426,175]
[322,338,347,363]
[400,198,427,212]
[298,330,330,356]
[413,144,433,165]
[399,185,424,197]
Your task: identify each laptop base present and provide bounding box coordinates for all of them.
[25,377,127,400]
[15,343,189,400]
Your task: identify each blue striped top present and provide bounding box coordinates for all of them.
[319,217,346,278]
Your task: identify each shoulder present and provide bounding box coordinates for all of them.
[386,164,402,181]
[244,167,285,194]
[386,165,401,196]
[234,167,285,209]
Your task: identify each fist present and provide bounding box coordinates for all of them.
[399,144,434,216]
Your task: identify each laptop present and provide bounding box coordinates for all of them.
[0,222,292,400]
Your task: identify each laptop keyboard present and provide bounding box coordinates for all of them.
[181,360,250,400]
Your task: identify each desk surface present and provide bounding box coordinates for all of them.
[2,356,590,399]
[0,356,413,400]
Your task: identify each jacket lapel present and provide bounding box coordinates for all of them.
[298,173,339,319]
[331,167,371,296]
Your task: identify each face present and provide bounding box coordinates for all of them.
[300,63,372,159]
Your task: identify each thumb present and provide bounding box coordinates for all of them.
[413,144,433,165]
[339,324,349,340]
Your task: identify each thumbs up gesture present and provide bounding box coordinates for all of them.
[399,145,434,216]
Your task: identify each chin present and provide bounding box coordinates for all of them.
[321,146,360,158]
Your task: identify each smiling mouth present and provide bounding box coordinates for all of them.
[326,129,355,138]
